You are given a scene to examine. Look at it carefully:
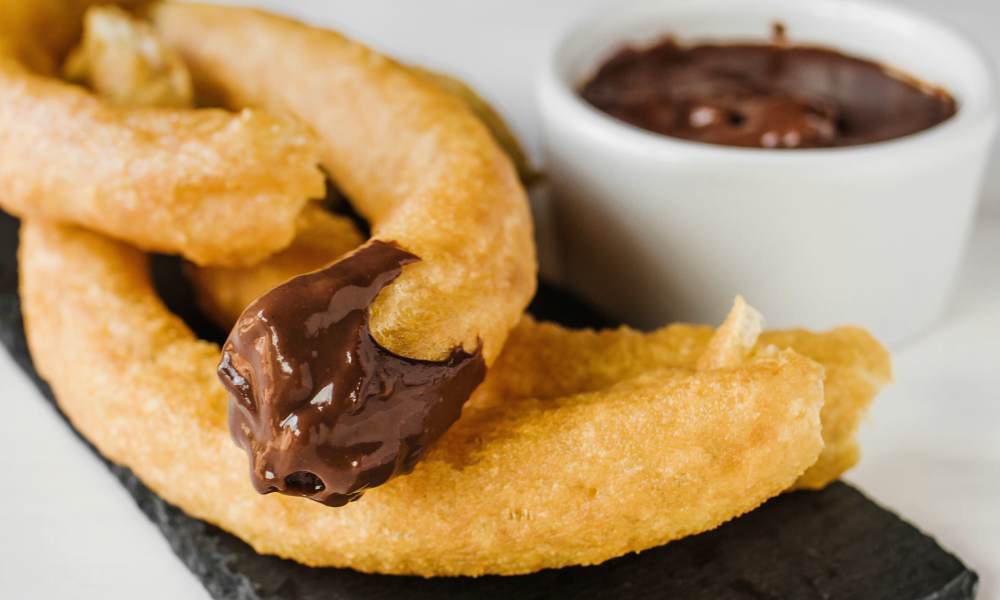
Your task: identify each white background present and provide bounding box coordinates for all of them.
[1,1,998,598]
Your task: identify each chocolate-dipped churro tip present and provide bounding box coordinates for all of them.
[219,241,486,506]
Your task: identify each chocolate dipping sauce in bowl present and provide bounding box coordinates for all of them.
[538,0,997,345]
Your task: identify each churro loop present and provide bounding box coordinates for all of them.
[0,2,325,266]
[187,206,365,331]
[12,0,890,575]
[145,3,537,503]
[21,221,827,575]
[6,0,537,504]
[150,3,536,363]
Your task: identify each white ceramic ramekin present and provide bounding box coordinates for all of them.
[538,0,997,345]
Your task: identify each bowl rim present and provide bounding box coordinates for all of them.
[538,0,999,162]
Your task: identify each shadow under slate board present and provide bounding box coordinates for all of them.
[0,212,978,600]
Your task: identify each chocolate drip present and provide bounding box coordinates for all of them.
[580,34,956,148]
[219,241,486,506]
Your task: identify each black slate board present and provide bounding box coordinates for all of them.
[0,211,978,600]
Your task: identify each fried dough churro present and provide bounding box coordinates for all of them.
[189,218,892,490]
[12,0,890,576]
[491,319,891,490]
[151,3,536,363]
[21,220,824,575]
[0,2,324,267]
[408,65,538,185]
[149,3,537,502]
[24,1,534,505]
[186,206,365,330]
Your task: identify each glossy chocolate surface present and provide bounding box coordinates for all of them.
[580,32,956,148]
[219,241,485,506]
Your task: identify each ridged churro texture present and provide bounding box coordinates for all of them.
[22,221,824,576]
[151,2,537,362]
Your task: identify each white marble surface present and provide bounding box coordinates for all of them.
[1,1,998,598]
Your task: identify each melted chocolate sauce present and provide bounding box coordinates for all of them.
[580,31,956,148]
[219,241,485,506]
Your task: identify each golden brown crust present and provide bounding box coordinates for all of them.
[0,53,324,266]
[762,327,893,489]
[0,1,325,266]
[21,221,823,576]
[63,5,193,108]
[408,65,538,185]
[151,2,537,362]
[491,319,892,489]
[186,206,365,329]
